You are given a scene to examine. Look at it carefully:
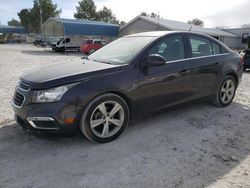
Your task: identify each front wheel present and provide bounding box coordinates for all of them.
[80,93,129,143]
[212,75,236,107]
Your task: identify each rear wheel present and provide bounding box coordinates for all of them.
[80,93,129,143]
[213,75,236,107]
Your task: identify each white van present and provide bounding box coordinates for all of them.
[52,36,85,52]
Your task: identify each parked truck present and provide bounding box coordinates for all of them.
[0,33,7,43]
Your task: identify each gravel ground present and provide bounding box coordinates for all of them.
[0,44,250,188]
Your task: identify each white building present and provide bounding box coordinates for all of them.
[223,28,250,49]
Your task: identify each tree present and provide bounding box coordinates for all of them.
[97,6,119,24]
[139,11,159,18]
[119,21,126,27]
[140,12,149,17]
[18,9,31,32]
[74,0,120,24]
[150,12,159,18]
[188,18,204,27]
[18,0,61,33]
[8,18,21,26]
[74,0,97,20]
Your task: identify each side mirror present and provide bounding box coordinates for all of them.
[145,54,166,67]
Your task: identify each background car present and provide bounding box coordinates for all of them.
[80,39,107,54]
[241,49,250,70]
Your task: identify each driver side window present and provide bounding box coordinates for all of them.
[148,35,185,62]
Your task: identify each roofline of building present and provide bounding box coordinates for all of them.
[43,17,119,27]
[120,15,236,37]
[120,15,173,31]
[224,27,250,30]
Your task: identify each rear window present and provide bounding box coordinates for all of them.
[189,36,213,57]
[211,42,221,55]
[94,40,102,45]
[82,40,93,44]
[211,41,228,55]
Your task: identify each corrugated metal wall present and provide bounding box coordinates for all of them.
[224,28,250,49]
[120,18,169,36]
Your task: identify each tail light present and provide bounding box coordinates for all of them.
[240,56,244,65]
[240,53,245,66]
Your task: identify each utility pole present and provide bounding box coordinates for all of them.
[33,0,43,34]
[156,11,160,31]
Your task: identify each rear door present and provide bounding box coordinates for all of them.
[138,34,194,112]
[185,34,224,98]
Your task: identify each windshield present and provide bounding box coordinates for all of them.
[57,38,64,45]
[88,36,156,64]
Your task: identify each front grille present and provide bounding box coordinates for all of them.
[19,81,30,91]
[14,92,25,107]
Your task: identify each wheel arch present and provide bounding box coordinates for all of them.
[108,91,133,115]
[225,71,239,86]
[78,90,133,122]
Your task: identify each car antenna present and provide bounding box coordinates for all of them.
[189,25,192,31]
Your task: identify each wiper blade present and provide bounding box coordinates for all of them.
[91,59,112,64]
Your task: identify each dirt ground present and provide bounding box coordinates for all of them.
[0,44,250,188]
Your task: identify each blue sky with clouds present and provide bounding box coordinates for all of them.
[0,0,250,28]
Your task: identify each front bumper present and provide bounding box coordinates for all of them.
[13,101,81,136]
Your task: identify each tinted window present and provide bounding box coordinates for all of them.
[211,41,221,54]
[242,33,249,44]
[221,47,228,54]
[82,40,93,44]
[189,36,213,57]
[148,35,185,62]
[94,40,102,45]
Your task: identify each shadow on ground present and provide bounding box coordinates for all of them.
[0,101,250,188]
[21,49,84,57]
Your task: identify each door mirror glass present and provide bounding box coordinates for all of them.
[145,54,166,66]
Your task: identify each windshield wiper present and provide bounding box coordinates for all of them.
[90,59,112,64]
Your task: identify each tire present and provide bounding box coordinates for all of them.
[80,93,129,143]
[59,47,65,52]
[212,75,236,107]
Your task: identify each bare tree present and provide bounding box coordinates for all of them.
[140,12,149,17]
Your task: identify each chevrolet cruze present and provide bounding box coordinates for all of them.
[12,31,243,143]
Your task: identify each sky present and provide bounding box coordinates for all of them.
[0,0,250,28]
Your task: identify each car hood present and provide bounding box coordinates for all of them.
[21,59,123,90]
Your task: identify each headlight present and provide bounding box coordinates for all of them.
[32,83,76,103]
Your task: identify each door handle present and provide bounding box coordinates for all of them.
[180,69,189,75]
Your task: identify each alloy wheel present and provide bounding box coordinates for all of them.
[90,101,124,138]
[220,79,235,104]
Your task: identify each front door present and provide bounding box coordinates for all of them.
[138,34,194,113]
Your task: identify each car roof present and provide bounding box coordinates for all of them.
[125,31,214,38]
[125,31,175,37]
[124,31,232,52]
